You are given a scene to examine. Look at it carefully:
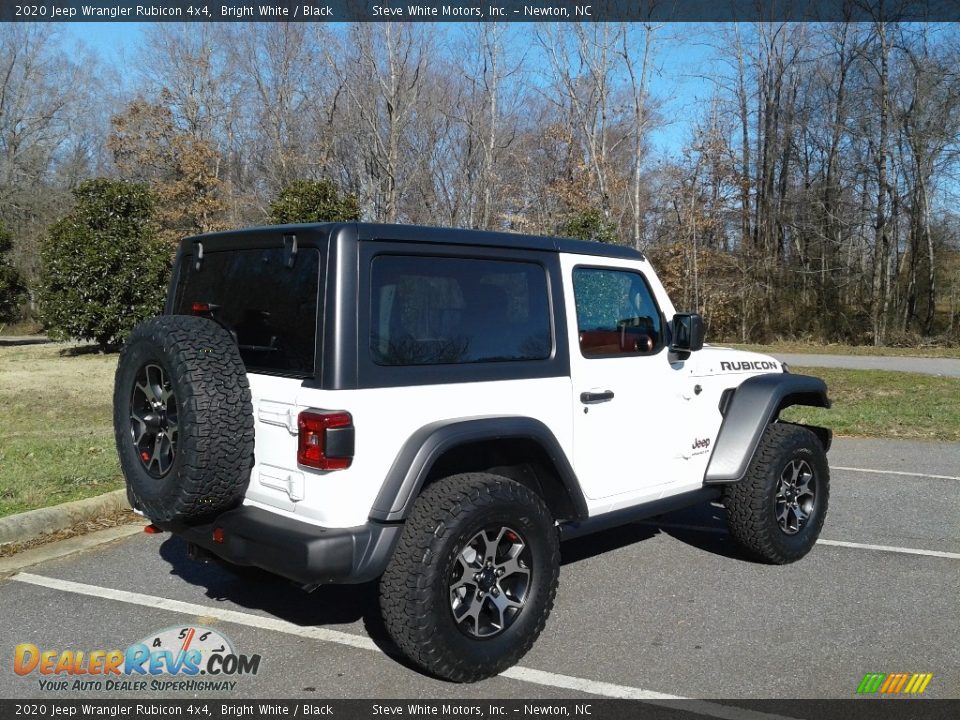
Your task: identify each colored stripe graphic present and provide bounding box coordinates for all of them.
[857,672,932,695]
[911,674,933,694]
[879,674,897,693]
[857,673,886,694]
[887,673,909,693]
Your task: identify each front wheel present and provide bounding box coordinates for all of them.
[723,423,830,564]
[379,473,559,682]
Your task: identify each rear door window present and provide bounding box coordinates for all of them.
[173,248,321,377]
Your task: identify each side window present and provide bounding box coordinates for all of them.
[573,267,663,357]
[370,256,551,365]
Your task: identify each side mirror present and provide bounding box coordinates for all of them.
[670,313,704,354]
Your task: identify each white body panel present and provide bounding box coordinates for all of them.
[246,374,572,528]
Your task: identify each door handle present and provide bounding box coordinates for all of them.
[580,390,615,404]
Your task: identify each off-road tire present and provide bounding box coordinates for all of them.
[379,473,559,682]
[723,423,829,564]
[113,315,254,523]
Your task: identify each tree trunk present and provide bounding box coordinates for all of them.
[871,20,891,346]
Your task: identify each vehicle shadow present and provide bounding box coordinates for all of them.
[648,502,749,560]
[157,500,751,679]
[560,502,748,565]
[157,535,418,671]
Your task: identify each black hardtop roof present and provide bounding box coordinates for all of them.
[182,222,645,261]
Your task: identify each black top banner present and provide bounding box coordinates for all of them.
[1,0,959,23]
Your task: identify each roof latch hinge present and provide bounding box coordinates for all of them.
[194,241,204,271]
[283,234,298,268]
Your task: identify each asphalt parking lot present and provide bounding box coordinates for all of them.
[1,437,957,705]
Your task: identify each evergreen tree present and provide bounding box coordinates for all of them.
[38,179,170,350]
[269,180,361,224]
[0,223,26,322]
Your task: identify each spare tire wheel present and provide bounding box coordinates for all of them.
[113,314,254,523]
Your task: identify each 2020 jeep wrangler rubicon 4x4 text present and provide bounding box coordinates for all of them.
[114,223,830,682]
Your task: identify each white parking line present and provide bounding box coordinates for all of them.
[816,539,960,559]
[11,572,380,651]
[499,666,681,699]
[8,572,792,720]
[642,522,960,560]
[834,466,960,481]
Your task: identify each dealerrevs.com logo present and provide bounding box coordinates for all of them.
[14,626,261,692]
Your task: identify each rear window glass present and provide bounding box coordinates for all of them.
[173,247,321,377]
[370,255,551,366]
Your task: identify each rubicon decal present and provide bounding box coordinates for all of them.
[720,360,780,372]
[14,626,261,693]
[856,672,933,695]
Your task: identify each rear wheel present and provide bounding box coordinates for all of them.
[379,473,559,682]
[723,423,829,564]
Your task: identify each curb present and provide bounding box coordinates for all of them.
[0,523,146,577]
[0,489,131,546]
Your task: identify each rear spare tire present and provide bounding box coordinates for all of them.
[113,315,254,523]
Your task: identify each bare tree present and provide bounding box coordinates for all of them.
[328,23,431,223]
[0,24,106,283]
[895,25,960,334]
[866,18,895,344]
[620,22,660,249]
[537,23,624,219]
[137,23,234,143]
[225,23,335,202]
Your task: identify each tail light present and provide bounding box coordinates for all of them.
[297,411,354,470]
[191,302,220,315]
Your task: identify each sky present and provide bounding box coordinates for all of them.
[64,21,145,63]
[61,21,718,158]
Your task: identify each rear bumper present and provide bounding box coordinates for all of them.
[160,506,402,586]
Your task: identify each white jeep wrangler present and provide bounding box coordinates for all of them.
[114,223,830,682]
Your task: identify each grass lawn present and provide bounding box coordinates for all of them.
[0,342,122,517]
[728,341,960,359]
[782,366,960,442]
[0,320,43,336]
[0,346,957,519]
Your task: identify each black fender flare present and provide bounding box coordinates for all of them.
[703,373,831,484]
[369,416,588,522]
